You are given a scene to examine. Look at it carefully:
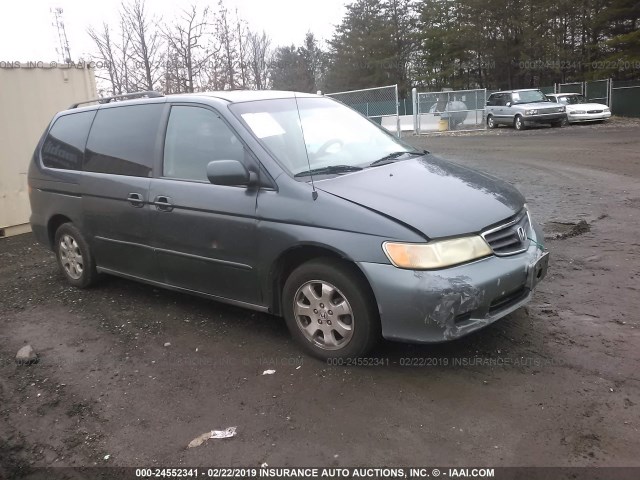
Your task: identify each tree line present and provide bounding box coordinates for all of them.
[89,0,639,97]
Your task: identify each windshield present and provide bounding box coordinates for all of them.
[229,97,419,177]
[559,95,587,105]
[511,90,549,104]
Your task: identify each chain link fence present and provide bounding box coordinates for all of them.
[557,82,584,95]
[611,80,640,118]
[556,80,611,105]
[326,78,637,138]
[325,85,400,137]
[416,89,487,134]
[585,79,610,104]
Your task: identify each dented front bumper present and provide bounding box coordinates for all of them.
[358,223,548,343]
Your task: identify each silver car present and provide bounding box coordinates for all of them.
[486,89,567,130]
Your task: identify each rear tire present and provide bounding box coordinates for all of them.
[514,115,525,131]
[282,258,380,360]
[54,223,98,288]
[487,114,496,129]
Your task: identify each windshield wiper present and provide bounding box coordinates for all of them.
[368,151,423,167]
[294,165,363,178]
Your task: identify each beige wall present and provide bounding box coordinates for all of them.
[0,65,97,233]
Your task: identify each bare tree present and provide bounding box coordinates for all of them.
[247,31,272,89]
[90,0,271,94]
[161,46,182,94]
[87,21,131,95]
[162,4,217,93]
[215,0,238,89]
[235,9,250,88]
[88,22,120,95]
[122,0,163,91]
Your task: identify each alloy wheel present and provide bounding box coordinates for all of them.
[59,234,84,280]
[293,280,354,350]
[515,116,524,130]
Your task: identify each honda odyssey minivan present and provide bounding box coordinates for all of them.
[29,90,549,359]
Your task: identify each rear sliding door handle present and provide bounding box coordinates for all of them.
[127,193,144,208]
[153,195,174,212]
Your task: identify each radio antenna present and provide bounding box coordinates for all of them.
[293,92,318,200]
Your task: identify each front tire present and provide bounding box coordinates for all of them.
[54,223,98,288]
[551,120,563,128]
[487,114,496,129]
[514,115,525,130]
[282,258,380,359]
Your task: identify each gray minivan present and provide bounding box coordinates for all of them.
[29,90,549,359]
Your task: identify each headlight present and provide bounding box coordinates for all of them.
[574,110,586,114]
[604,107,610,112]
[524,109,538,115]
[383,236,492,270]
[558,106,566,112]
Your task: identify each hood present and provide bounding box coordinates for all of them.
[566,103,608,111]
[315,156,525,239]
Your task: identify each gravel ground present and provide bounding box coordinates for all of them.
[1,120,639,476]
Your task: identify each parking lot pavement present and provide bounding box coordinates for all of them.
[1,122,639,472]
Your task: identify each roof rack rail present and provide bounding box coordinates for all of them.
[69,91,164,109]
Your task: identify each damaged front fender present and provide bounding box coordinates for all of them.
[357,229,547,344]
[411,273,485,339]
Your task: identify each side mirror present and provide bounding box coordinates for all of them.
[206,160,256,186]
[506,102,512,107]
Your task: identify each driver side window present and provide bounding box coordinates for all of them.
[163,105,245,182]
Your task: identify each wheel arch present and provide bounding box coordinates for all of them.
[47,214,73,248]
[267,243,377,317]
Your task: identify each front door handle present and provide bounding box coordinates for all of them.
[127,192,144,208]
[153,195,174,212]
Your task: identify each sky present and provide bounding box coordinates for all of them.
[0,0,347,62]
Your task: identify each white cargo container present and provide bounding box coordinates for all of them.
[0,64,97,237]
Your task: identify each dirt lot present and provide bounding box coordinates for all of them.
[1,119,639,475]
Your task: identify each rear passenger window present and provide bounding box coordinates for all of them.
[84,104,163,177]
[41,111,96,170]
[163,106,245,182]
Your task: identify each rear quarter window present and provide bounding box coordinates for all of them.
[41,111,96,170]
[84,104,164,177]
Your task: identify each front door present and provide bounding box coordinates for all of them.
[149,104,260,305]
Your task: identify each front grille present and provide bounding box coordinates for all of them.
[539,107,562,114]
[482,210,531,256]
[587,109,603,114]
